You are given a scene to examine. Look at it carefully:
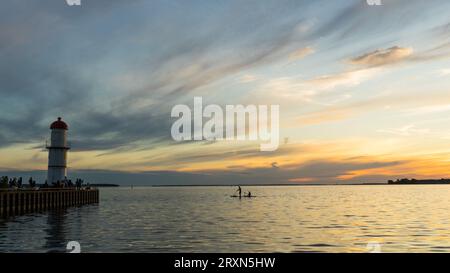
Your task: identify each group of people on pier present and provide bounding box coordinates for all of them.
[41,177,86,189]
[0,176,87,190]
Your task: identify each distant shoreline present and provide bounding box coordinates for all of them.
[388,178,450,185]
[148,182,450,187]
[149,183,386,187]
[148,183,378,187]
[91,183,120,187]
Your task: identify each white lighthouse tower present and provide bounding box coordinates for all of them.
[47,117,70,183]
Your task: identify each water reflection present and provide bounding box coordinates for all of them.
[44,209,68,253]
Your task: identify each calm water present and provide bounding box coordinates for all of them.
[1,185,450,253]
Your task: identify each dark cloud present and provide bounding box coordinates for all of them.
[139,144,294,167]
[0,0,313,151]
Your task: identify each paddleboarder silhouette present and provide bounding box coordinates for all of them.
[236,185,242,198]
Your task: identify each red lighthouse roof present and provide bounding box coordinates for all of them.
[50,117,68,130]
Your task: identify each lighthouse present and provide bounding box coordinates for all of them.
[47,117,70,183]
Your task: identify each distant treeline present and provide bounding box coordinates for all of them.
[388,178,450,185]
[89,184,120,187]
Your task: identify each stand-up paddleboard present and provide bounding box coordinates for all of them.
[230,195,256,198]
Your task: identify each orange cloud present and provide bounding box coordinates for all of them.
[288,47,315,62]
[350,46,413,67]
[296,89,450,126]
[288,177,314,183]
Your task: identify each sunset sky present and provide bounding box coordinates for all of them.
[1,0,450,185]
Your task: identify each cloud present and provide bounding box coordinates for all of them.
[437,69,450,77]
[238,74,259,83]
[296,109,351,125]
[0,0,445,152]
[251,67,380,107]
[284,159,405,183]
[349,46,413,67]
[0,0,312,151]
[305,68,379,91]
[377,124,431,137]
[288,46,315,62]
[296,89,450,126]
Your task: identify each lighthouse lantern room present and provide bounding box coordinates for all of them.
[47,117,70,183]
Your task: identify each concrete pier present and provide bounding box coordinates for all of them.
[0,189,99,218]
